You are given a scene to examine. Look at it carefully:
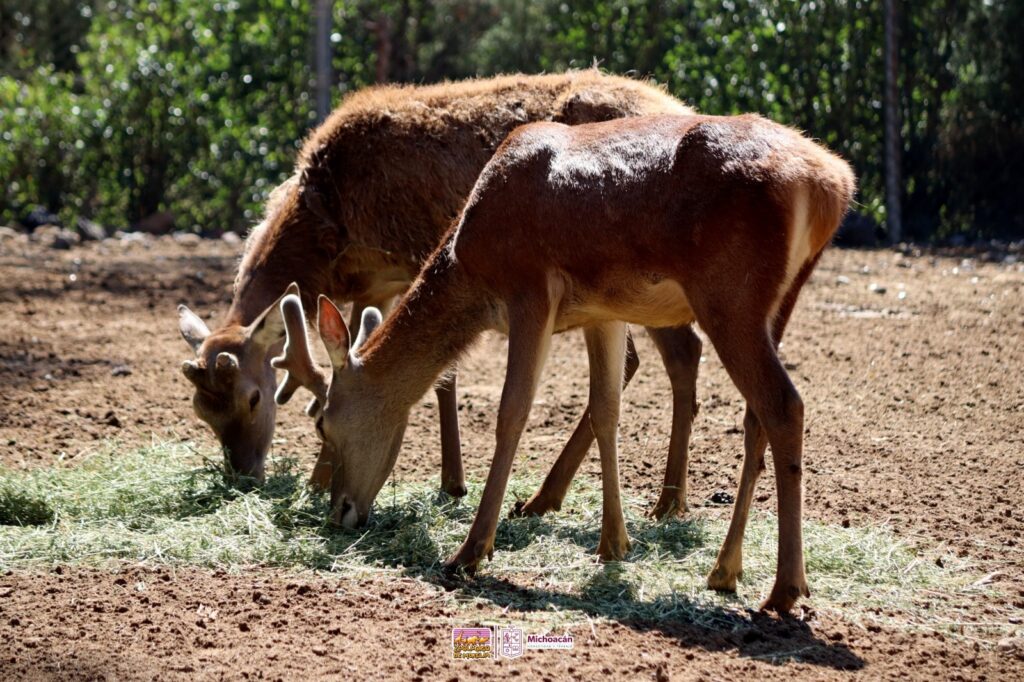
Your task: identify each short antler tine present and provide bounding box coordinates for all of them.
[215,352,239,370]
[181,359,203,385]
[209,352,240,386]
[271,294,329,406]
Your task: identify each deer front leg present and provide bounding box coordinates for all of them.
[511,329,640,517]
[584,321,631,561]
[647,325,702,519]
[444,300,556,574]
[436,372,467,497]
[309,453,333,491]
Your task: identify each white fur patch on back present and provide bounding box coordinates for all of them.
[546,129,676,190]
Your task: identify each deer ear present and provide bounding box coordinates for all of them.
[352,307,382,352]
[302,184,335,226]
[178,305,210,352]
[248,282,300,349]
[317,295,350,367]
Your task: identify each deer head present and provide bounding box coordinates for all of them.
[177,283,299,480]
[272,292,399,528]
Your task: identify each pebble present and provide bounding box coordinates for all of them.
[76,218,106,241]
[221,231,242,246]
[172,232,202,247]
[111,365,132,377]
[32,224,62,244]
[117,231,152,246]
[50,230,80,250]
[997,637,1023,660]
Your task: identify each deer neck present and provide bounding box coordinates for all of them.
[356,248,492,411]
[226,205,343,328]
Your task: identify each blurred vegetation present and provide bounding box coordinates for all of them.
[1,0,1021,239]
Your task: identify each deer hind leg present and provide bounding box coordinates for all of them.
[647,325,702,519]
[708,283,801,592]
[511,330,640,517]
[584,321,632,561]
[444,297,557,574]
[707,404,767,591]
[696,311,808,613]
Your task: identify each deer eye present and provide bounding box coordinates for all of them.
[248,390,261,411]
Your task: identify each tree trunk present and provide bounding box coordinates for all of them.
[314,0,333,123]
[374,13,392,84]
[883,0,903,242]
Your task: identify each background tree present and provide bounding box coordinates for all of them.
[2,0,1021,240]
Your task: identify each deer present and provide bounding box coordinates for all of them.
[272,113,855,613]
[177,70,704,519]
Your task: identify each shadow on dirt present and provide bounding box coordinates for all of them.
[177,464,863,671]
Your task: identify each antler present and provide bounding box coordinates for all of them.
[181,359,204,385]
[271,294,329,405]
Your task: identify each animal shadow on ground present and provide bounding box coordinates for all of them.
[175,463,863,672]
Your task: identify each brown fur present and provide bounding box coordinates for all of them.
[293,113,854,614]
[179,70,693,482]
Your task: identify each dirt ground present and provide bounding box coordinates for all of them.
[1,234,1023,680]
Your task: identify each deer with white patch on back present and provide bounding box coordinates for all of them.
[275,113,855,613]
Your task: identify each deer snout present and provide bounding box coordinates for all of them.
[333,495,365,529]
[222,447,267,483]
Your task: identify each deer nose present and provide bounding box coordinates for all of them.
[336,497,359,529]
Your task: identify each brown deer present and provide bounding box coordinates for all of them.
[177,70,702,519]
[273,113,855,613]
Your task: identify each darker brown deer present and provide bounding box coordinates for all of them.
[275,113,855,613]
[177,71,703,518]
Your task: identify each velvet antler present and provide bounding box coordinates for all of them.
[271,294,329,406]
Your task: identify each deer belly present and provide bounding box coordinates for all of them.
[563,278,695,330]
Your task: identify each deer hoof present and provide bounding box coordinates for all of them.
[650,494,688,520]
[760,580,810,614]
[510,494,561,518]
[443,538,493,576]
[597,533,632,562]
[441,480,468,498]
[442,556,478,578]
[706,564,740,593]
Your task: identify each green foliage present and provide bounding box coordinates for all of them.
[1,0,1021,238]
[1,0,315,232]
